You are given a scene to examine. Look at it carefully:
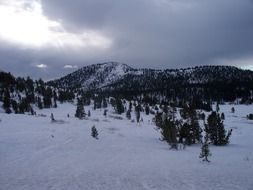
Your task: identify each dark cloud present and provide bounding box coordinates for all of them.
[1,0,253,79]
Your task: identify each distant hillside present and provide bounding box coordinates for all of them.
[1,62,253,114]
[48,62,253,90]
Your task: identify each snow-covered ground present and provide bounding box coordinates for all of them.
[0,103,253,190]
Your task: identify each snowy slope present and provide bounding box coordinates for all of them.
[48,63,253,91]
[48,62,137,89]
[0,104,253,190]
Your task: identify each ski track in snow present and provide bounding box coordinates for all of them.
[0,103,253,190]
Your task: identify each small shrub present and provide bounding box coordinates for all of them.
[247,113,253,120]
[91,125,98,139]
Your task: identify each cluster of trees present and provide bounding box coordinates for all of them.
[0,71,74,114]
[74,95,145,123]
[154,103,232,159]
[154,104,202,149]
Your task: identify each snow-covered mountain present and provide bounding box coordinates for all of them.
[48,62,253,91]
[48,62,139,89]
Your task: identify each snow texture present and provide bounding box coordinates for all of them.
[0,103,253,190]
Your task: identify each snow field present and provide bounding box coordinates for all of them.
[0,103,253,190]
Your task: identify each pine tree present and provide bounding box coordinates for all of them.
[154,112,163,129]
[3,89,11,114]
[102,98,108,108]
[37,97,43,109]
[221,112,225,120]
[129,101,132,112]
[11,100,18,114]
[135,105,141,123]
[103,109,107,117]
[115,98,124,114]
[206,112,231,146]
[91,125,98,139]
[75,99,86,119]
[43,87,53,108]
[216,102,220,112]
[179,105,202,145]
[126,110,131,120]
[145,105,150,115]
[199,132,211,162]
[247,114,253,120]
[154,113,178,150]
[162,119,178,149]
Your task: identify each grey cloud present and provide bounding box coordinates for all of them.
[1,0,253,79]
[41,0,253,68]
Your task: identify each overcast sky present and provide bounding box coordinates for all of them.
[0,0,253,80]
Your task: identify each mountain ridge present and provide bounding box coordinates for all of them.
[47,62,253,91]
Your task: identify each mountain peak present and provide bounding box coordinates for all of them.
[94,61,134,73]
[48,62,135,89]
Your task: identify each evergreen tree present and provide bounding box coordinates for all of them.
[126,110,131,120]
[206,112,231,146]
[75,99,86,119]
[231,107,235,113]
[91,125,98,139]
[179,105,202,145]
[189,111,202,144]
[11,100,18,114]
[37,97,43,109]
[43,87,53,108]
[103,109,107,117]
[129,101,132,112]
[216,102,220,112]
[154,112,163,129]
[247,114,253,120]
[199,132,211,162]
[145,105,150,115]
[115,98,124,114]
[93,99,97,110]
[200,112,205,121]
[3,89,11,113]
[162,118,178,149]
[221,112,225,120]
[102,98,108,108]
[155,113,178,149]
[135,104,141,123]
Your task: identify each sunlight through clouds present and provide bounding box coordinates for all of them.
[0,0,112,49]
[36,63,47,68]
